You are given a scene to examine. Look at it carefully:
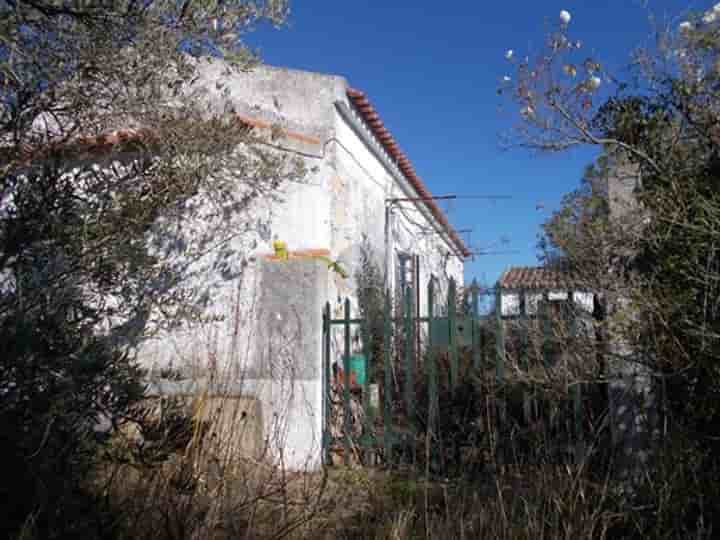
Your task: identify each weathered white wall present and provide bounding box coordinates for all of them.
[329,104,465,319]
[500,290,594,317]
[192,62,345,142]
[605,160,656,483]
[137,64,342,470]
[137,62,465,470]
[186,61,465,314]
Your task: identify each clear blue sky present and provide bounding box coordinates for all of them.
[248,0,695,286]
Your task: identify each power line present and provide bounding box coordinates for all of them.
[385,194,512,203]
[386,194,456,203]
[468,250,521,256]
[455,195,513,200]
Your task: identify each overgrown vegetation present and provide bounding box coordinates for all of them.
[498,3,720,537]
[328,3,720,537]
[1,1,302,538]
[6,1,720,538]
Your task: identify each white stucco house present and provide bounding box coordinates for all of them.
[135,62,469,470]
[496,160,657,476]
[497,266,594,319]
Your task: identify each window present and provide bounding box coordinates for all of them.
[396,252,419,317]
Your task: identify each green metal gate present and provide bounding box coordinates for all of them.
[321,278,596,469]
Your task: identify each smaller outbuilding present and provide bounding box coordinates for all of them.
[497,266,595,318]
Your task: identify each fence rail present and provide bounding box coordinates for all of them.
[322,278,603,471]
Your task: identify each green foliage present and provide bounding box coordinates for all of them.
[0,2,296,538]
[510,5,720,537]
[354,236,388,383]
[539,155,611,270]
[412,355,488,478]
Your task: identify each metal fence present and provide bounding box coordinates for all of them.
[321,278,604,470]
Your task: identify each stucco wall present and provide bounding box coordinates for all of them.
[500,290,594,317]
[186,60,465,313]
[137,63,465,470]
[606,160,656,482]
[329,104,465,319]
[138,257,327,470]
[192,62,346,143]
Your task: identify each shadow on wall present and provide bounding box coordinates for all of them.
[252,257,329,380]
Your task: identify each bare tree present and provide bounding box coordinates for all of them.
[500,5,720,535]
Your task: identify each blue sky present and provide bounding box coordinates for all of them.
[248,0,695,285]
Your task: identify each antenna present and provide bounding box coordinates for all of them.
[384,193,514,272]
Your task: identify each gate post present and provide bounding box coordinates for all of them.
[322,302,331,465]
[495,287,506,429]
[383,292,393,465]
[342,298,352,466]
[427,278,439,464]
[448,278,459,392]
[404,286,416,462]
[471,280,481,371]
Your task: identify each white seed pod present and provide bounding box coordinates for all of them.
[563,64,577,77]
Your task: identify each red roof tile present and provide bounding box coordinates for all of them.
[18,84,471,260]
[346,87,470,258]
[498,266,574,290]
[14,114,322,165]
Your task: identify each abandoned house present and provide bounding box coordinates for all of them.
[495,158,656,473]
[497,266,594,319]
[135,62,470,469]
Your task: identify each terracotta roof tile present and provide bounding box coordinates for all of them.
[346,88,471,258]
[16,112,325,165]
[498,266,574,290]
[20,83,471,260]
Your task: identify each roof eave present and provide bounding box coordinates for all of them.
[345,87,470,258]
